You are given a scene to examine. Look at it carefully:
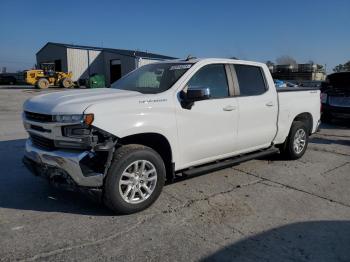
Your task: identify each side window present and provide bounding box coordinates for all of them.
[234,65,267,96]
[187,64,229,98]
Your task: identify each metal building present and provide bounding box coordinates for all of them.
[269,63,326,81]
[36,42,175,86]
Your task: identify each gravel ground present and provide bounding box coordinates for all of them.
[0,88,349,262]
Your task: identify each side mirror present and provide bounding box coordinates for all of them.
[180,87,210,109]
[186,87,211,101]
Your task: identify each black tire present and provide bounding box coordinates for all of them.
[60,78,73,88]
[9,78,16,85]
[36,78,49,89]
[279,121,309,160]
[104,144,166,214]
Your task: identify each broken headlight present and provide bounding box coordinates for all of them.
[55,124,96,150]
[62,125,92,137]
[53,114,94,125]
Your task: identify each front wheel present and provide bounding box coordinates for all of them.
[60,78,73,88]
[104,144,166,214]
[279,121,309,160]
[36,78,49,89]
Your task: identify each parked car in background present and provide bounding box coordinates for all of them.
[298,80,323,88]
[0,74,17,85]
[321,72,350,122]
[22,58,321,214]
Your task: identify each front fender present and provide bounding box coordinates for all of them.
[85,100,179,164]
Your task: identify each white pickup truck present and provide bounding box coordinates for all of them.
[23,58,321,214]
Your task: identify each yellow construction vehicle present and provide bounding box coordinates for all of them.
[25,63,74,89]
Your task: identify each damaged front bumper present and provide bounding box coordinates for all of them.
[23,139,104,188]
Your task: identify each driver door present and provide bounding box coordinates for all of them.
[175,64,239,169]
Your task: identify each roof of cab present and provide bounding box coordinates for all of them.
[156,57,266,67]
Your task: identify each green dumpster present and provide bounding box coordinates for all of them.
[88,74,105,88]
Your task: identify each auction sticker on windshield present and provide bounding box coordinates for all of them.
[169,64,192,70]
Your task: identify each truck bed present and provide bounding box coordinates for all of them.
[273,88,321,144]
[277,87,319,92]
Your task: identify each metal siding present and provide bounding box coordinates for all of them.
[121,56,136,75]
[88,50,104,76]
[36,43,175,84]
[103,52,137,86]
[67,48,103,81]
[136,57,160,67]
[36,44,68,71]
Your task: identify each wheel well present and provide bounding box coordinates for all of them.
[119,133,174,181]
[293,112,313,134]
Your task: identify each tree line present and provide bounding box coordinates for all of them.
[333,61,350,72]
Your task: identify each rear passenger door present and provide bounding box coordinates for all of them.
[232,64,278,152]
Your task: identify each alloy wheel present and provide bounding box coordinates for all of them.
[293,129,306,154]
[118,160,157,204]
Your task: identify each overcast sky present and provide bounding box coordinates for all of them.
[0,0,349,72]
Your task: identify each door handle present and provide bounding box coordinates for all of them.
[223,105,237,111]
[265,101,274,107]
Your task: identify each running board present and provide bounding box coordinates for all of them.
[179,147,279,178]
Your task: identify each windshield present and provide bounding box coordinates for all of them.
[111,63,192,94]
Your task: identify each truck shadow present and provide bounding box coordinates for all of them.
[1,137,346,216]
[202,221,350,262]
[0,139,113,216]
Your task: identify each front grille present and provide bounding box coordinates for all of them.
[25,111,53,123]
[30,133,56,151]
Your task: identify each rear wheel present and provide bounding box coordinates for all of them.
[60,78,73,88]
[104,144,166,214]
[279,121,309,160]
[36,78,49,89]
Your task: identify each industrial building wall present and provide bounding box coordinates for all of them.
[103,52,136,86]
[36,43,172,87]
[136,57,161,67]
[67,48,104,81]
[36,44,68,71]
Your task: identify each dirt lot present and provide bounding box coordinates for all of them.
[0,88,350,262]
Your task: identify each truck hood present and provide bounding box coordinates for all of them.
[23,88,141,114]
